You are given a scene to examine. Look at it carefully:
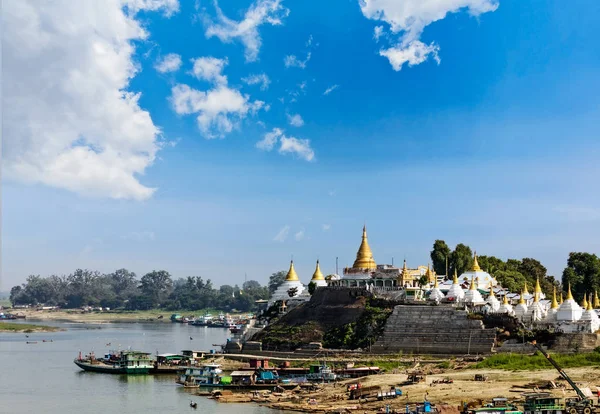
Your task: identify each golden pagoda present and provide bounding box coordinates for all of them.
[311,260,324,281]
[566,283,574,300]
[285,260,299,282]
[426,264,435,283]
[472,252,482,271]
[595,290,600,308]
[433,275,439,288]
[534,278,542,295]
[560,291,564,304]
[523,281,530,296]
[502,294,509,305]
[351,225,377,270]
[519,290,526,305]
[587,297,594,312]
[488,281,495,297]
[581,293,588,309]
[469,276,476,291]
[551,287,559,310]
[453,268,458,284]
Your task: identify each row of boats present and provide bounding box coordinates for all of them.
[170,313,249,333]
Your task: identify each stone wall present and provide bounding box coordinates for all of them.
[549,333,600,353]
[371,305,496,355]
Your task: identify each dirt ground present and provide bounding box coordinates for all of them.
[212,367,600,413]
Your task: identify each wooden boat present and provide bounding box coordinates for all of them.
[74,350,153,374]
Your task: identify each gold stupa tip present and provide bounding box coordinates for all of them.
[587,294,594,311]
[472,251,481,271]
[535,278,542,294]
[560,291,564,304]
[488,282,495,297]
[566,283,573,300]
[502,294,509,305]
[453,268,458,284]
[352,225,377,270]
[581,293,588,309]
[469,276,476,291]
[519,290,526,305]
[551,287,559,309]
[523,281,529,296]
[285,260,299,282]
[595,290,600,308]
[311,260,324,281]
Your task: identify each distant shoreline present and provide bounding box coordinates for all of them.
[0,322,63,333]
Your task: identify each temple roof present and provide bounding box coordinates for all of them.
[352,225,377,270]
[311,260,324,281]
[285,260,300,282]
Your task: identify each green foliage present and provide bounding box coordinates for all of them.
[474,352,600,370]
[430,240,451,276]
[562,252,600,302]
[308,281,317,295]
[450,243,473,276]
[268,270,287,294]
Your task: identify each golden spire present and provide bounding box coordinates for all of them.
[502,294,509,305]
[433,274,439,288]
[519,290,526,305]
[311,260,324,281]
[469,276,476,291]
[566,283,573,300]
[595,291,600,308]
[452,268,458,284]
[560,291,564,304]
[587,294,594,311]
[533,290,539,303]
[523,281,529,296]
[488,282,495,297]
[535,278,542,295]
[352,225,377,270]
[285,260,299,282]
[472,251,481,271]
[581,293,588,309]
[551,287,559,310]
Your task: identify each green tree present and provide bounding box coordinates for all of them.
[450,243,473,276]
[477,255,505,276]
[243,280,261,290]
[268,270,287,294]
[495,270,527,293]
[140,270,173,307]
[430,240,451,276]
[308,281,317,295]
[562,252,600,301]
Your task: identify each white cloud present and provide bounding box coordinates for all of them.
[295,229,305,241]
[2,0,179,200]
[279,136,315,161]
[125,0,180,17]
[322,224,331,231]
[287,113,304,127]
[256,128,283,151]
[122,231,156,241]
[373,25,384,42]
[242,73,271,90]
[328,190,336,196]
[359,0,499,70]
[323,84,339,95]
[170,56,264,138]
[191,56,228,84]
[256,128,315,161]
[155,53,182,73]
[273,225,290,242]
[204,0,289,62]
[284,52,311,69]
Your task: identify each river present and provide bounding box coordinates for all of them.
[0,320,289,414]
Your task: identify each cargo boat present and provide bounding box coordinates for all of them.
[74,351,154,374]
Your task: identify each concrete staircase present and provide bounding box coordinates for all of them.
[371,305,496,355]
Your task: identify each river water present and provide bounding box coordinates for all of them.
[0,320,288,414]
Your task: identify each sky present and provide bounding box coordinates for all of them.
[3,0,600,289]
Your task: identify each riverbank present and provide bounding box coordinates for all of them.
[211,366,600,413]
[15,309,208,323]
[0,321,63,333]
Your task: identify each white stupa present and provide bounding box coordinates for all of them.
[556,284,583,322]
[459,252,496,289]
[310,260,327,288]
[269,260,305,305]
[446,269,465,302]
[514,289,529,320]
[486,282,500,312]
[498,294,514,315]
[528,279,547,322]
[581,295,600,332]
[464,276,485,305]
[428,276,445,302]
[544,287,560,323]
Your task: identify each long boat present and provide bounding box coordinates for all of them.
[74,351,154,374]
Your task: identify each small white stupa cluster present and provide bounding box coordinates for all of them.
[268,260,328,306]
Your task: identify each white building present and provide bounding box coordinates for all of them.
[269,261,305,306]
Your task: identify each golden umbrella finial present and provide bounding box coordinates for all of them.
[523,281,530,296]
[488,282,495,297]
[518,290,526,305]
[535,278,542,294]
[587,294,594,311]
[566,283,573,301]
[595,290,600,308]
[285,260,299,282]
[472,251,481,271]
[502,294,509,305]
[469,276,476,291]
[311,260,324,281]
[453,268,458,284]
[551,287,559,310]
[560,291,564,304]
[581,293,588,309]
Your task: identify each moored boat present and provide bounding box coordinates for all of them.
[74,350,154,374]
[176,364,223,388]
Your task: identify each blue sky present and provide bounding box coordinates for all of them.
[3,0,600,289]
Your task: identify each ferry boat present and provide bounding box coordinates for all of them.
[176,364,223,388]
[190,315,213,326]
[306,363,337,382]
[74,351,154,374]
[523,393,565,414]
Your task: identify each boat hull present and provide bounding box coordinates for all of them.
[74,359,150,375]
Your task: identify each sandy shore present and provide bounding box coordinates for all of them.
[210,366,600,413]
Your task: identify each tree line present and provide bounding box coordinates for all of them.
[9,269,290,312]
[430,240,600,301]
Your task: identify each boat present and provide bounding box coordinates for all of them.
[176,364,223,388]
[306,363,337,382]
[462,397,523,414]
[74,350,154,374]
[522,393,564,414]
[190,315,213,326]
[229,324,243,334]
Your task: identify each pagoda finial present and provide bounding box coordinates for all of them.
[560,291,564,304]
[566,283,573,300]
[587,294,594,311]
[453,268,458,284]
[472,251,481,271]
[502,294,509,305]
[311,259,324,281]
[595,290,600,308]
[488,282,495,297]
[518,290,526,305]
[535,278,542,295]
[581,293,588,309]
[352,225,377,270]
[433,276,439,288]
[469,276,476,291]
[551,287,559,309]
[523,281,529,296]
[285,260,299,282]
